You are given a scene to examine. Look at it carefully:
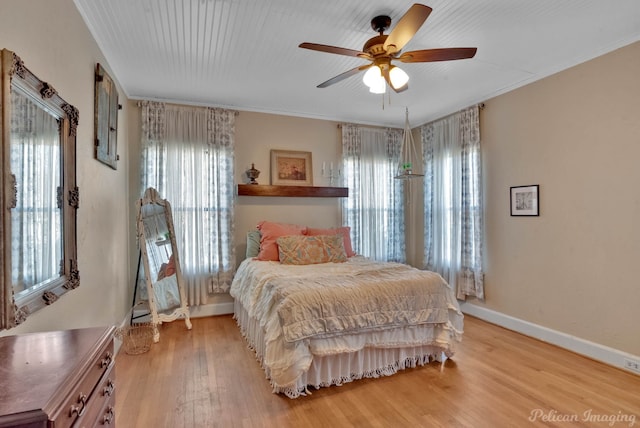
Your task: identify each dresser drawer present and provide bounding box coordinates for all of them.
[54,339,115,428]
[88,395,115,427]
[0,327,116,428]
[74,363,116,428]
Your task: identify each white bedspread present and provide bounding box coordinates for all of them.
[230,256,463,394]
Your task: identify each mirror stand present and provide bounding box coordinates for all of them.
[136,188,191,342]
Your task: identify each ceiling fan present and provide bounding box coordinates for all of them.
[299,3,477,93]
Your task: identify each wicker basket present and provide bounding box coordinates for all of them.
[115,323,154,355]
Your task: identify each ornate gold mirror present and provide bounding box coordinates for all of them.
[137,188,191,342]
[0,49,79,330]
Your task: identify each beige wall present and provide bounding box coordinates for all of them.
[0,0,132,335]
[234,111,344,252]
[474,41,640,355]
[3,0,637,360]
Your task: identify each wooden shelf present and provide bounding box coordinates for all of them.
[237,184,348,198]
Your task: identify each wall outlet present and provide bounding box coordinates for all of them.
[623,358,640,373]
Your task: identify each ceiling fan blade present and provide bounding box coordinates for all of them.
[383,4,432,54]
[397,47,477,63]
[381,67,408,93]
[317,64,372,88]
[299,42,371,59]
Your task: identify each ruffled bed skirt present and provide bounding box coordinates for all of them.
[233,300,451,398]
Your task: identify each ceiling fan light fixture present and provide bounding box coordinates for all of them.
[300,4,477,93]
[389,66,409,89]
[369,79,386,94]
[362,66,383,89]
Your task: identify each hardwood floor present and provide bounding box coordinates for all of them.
[114,315,640,427]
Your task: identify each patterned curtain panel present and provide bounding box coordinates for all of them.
[421,105,484,300]
[341,124,406,263]
[140,101,236,303]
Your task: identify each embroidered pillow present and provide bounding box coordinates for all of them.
[277,235,347,265]
[307,226,356,257]
[256,221,307,261]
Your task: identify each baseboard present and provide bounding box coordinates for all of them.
[460,302,640,375]
[189,302,234,318]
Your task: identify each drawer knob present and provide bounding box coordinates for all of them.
[103,379,115,396]
[102,406,115,425]
[100,351,113,368]
[69,392,87,417]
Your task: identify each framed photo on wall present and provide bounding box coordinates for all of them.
[270,150,313,186]
[510,185,539,216]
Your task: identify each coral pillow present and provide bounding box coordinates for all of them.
[165,254,176,276]
[256,221,307,261]
[277,235,347,265]
[157,254,176,281]
[307,226,355,257]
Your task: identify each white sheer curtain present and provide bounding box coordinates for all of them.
[10,90,62,293]
[140,101,236,305]
[341,124,405,262]
[421,105,484,300]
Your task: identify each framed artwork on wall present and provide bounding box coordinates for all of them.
[270,150,313,186]
[510,185,539,216]
[94,63,120,169]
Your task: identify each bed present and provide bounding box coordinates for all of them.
[230,223,463,398]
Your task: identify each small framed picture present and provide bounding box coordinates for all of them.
[510,185,539,216]
[270,150,313,186]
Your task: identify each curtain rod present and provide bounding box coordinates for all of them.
[135,100,240,115]
[336,103,484,129]
[423,103,485,125]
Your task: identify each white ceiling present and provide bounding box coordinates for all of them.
[73,0,640,127]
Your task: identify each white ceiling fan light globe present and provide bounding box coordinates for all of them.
[389,66,409,89]
[362,66,383,88]
[369,79,386,94]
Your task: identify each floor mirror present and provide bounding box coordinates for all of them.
[136,187,191,342]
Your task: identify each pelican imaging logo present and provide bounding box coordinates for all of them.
[529,409,636,426]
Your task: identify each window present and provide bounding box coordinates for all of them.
[140,102,236,305]
[422,106,484,300]
[341,124,405,262]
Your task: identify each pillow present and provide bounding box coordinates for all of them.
[307,226,355,257]
[165,254,176,276]
[256,221,307,261]
[277,235,347,265]
[246,230,261,259]
[156,254,176,280]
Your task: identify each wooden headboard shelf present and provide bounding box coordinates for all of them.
[237,184,348,198]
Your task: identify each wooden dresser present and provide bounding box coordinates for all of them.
[0,326,116,427]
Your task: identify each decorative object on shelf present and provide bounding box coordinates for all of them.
[246,163,261,184]
[271,150,313,186]
[94,63,121,169]
[321,161,341,186]
[395,107,424,180]
[510,185,539,216]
